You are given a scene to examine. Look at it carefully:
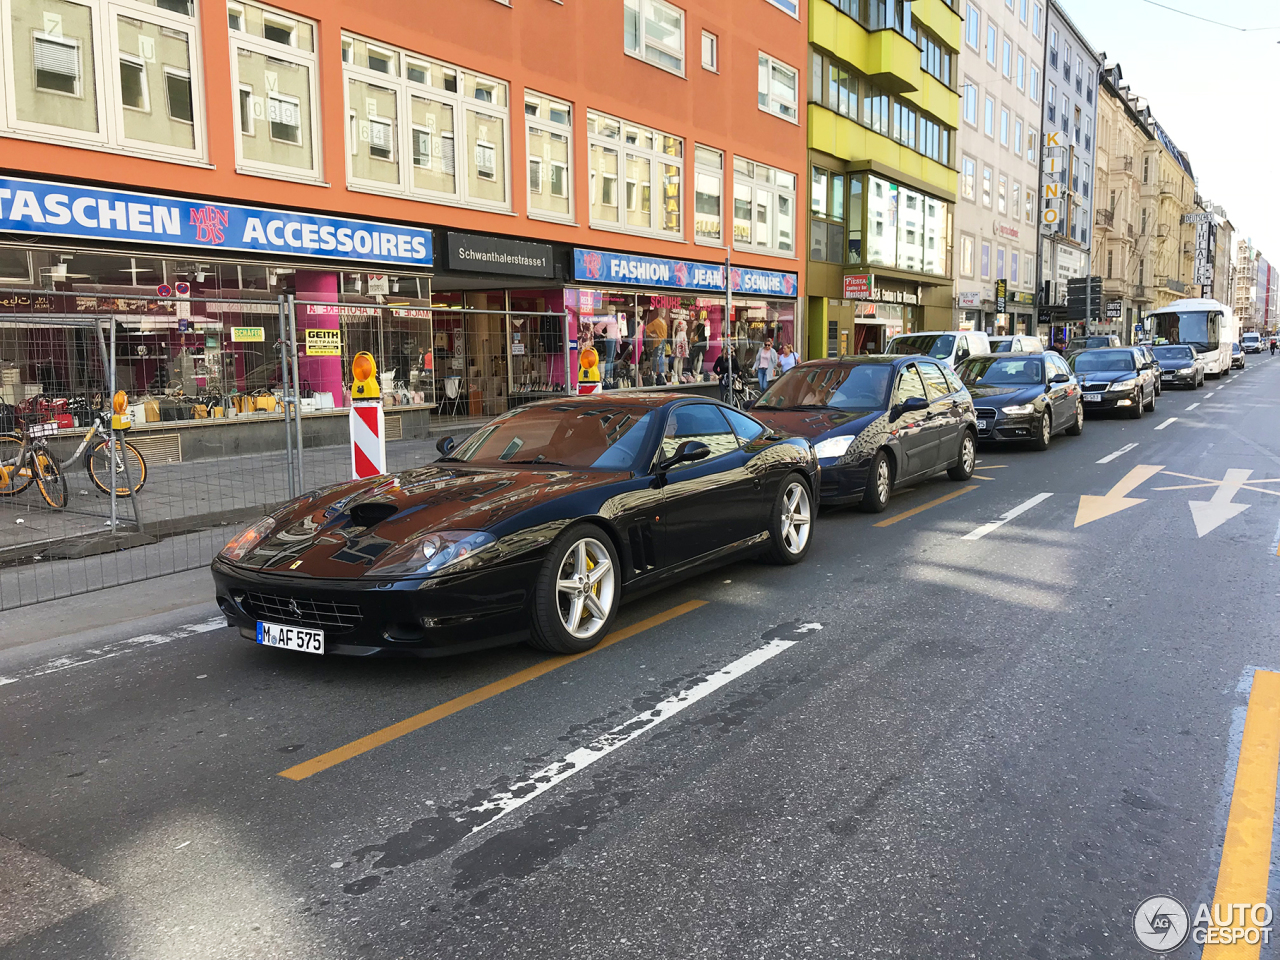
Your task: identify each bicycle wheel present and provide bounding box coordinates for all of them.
[33,444,67,509]
[0,434,33,496]
[87,438,147,496]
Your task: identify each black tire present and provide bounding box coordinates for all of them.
[528,522,621,654]
[858,450,892,513]
[1065,399,1084,436]
[764,473,813,565]
[948,431,976,479]
[1030,412,1051,451]
[33,444,67,509]
[1127,387,1144,419]
[0,434,32,496]
[87,439,147,496]
[1144,386,1156,411]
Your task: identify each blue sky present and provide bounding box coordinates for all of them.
[1060,0,1280,259]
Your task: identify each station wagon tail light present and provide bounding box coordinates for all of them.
[220,516,276,562]
[812,436,856,459]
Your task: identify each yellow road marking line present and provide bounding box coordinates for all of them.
[972,475,996,480]
[278,600,708,781]
[873,485,978,527]
[1203,669,1280,960]
[974,464,1008,469]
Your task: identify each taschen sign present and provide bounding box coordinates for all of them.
[0,175,433,267]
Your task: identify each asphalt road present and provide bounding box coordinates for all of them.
[2,353,1278,959]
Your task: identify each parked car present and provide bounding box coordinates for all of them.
[989,335,1045,354]
[750,356,977,511]
[212,394,818,657]
[1068,347,1158,419]
[1231,342,1246,370]
[956,353,1083,449]
[1135,343,1163,396]
[885,331,991,368]
[1241,332,1262,354]
[1065,335,1122,357]
[1152,344,1205,388]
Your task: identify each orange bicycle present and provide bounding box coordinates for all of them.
[0,418,67,508]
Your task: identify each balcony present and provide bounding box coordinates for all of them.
[1133,284,1151,302]
[1127,224,1136,240]
[1164,278,1187,294]
[1096,208,1114,229]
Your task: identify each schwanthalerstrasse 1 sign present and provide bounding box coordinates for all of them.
[0,175,433,268]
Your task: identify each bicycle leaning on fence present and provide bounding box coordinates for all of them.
[0,418,68,508]
[62,410,148,497]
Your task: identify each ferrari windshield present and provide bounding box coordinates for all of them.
[958,356,1044,385]
[448,404,655,470]
[755,362,894,411]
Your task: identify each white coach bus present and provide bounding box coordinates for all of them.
[1146,298,1239,379]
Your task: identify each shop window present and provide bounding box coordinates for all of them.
[343,32,511,211]
[757,53,798,123]
[623,0,684,76]
[525,91,572,222]
[230,1,319,181]
[732,157,795,258]
[588,111,681,239]
[694,144,723,244]
[1,0,205,161]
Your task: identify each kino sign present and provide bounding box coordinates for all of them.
[1040,132,1067,225]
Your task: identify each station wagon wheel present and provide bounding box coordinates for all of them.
[1031,412,1051,451]
[1066,400,1084,436]
[529,523,620,654]
[765,474,812,565]
[948,431,977,478]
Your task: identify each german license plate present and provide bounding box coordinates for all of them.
[1083,393,1102,402]
[1161,373,1173,380]
[256,621,324,654]
[976,420,988,431]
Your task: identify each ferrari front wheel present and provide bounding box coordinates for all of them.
[529,522,620,654]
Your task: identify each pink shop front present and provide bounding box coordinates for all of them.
[564,248,800,394]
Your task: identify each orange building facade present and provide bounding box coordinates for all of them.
[0,0,807,417]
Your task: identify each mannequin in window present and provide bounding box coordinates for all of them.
[690,309,708,375]
[594,308,620,382]
[673,318,689,381]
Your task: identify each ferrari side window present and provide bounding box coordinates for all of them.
[660,403,738,470]
[722,407,767,446]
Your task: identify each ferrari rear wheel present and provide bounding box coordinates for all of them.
[529,523,620,654]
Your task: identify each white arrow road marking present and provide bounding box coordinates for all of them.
[1189,468,1252,538]
[0,617,225,687]
[461,634,802,837]
[961,493,1054,541]
[1097,443,1138,464]
[1154,418,1178,430]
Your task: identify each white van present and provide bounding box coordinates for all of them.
[886,331,992,368]
[989,335,1044,354]
[1241,332,1262,354]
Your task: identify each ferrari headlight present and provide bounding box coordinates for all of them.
[374,530,496,577]
[1110,378,1137,391]
[1001,403,1036,415]
[812,436,856,459]
[219,516,276,562]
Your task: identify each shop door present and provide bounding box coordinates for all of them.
[654,402,758,567]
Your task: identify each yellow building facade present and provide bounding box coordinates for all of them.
[806,0,962,359]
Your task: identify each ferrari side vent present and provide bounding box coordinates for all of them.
[628,522,656,575]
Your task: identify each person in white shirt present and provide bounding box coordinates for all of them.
[777,343,798,374]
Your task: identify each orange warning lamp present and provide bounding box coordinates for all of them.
[111,390,132,430]
[352,351,381,399]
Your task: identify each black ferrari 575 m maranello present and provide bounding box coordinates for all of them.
[212,394,817,658]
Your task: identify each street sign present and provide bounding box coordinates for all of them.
[1066,277,1103,321]
[995,279,1007,313]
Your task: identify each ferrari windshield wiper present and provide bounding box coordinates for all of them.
[501,457,571,466]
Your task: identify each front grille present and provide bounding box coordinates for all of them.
[974,408,997,433]
[243,592,363,634]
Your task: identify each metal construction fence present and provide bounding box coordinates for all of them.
[0,287,567,611]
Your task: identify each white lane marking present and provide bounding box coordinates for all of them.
[961,493,1054,541]
[1186,403,1201,411]
[1154,418,1178,430]
[463,635,803,837]
[1097,443,1139,464]
[0,617,225,687]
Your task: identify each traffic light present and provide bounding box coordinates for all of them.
[352,351,381,399]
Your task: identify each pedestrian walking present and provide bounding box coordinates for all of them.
[753,338,779,394]
[778,343,799,375]
[1271,338,1277,356]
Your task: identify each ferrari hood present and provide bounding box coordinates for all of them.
[234,464,622,576]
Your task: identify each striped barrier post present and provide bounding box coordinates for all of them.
[349,351,386,479]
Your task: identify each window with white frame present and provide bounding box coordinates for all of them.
[693,144,722,244]
[230,2,319,180]
[961,155,975,200]
[623,0,684,76]
[587,110,682,238]
[1030,64,1039,102]
[342,33,511,210]
[982,165,992,207]
[984,95,994,137]
[963,81,977,125]
[701,30,716,71]
[758,53,798,122]
[0,0,205,161]
[986,23,996,65]
[965,3,979,49]
[960,234,974,276]
[733,156,795,257]
[525,90,572,221]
